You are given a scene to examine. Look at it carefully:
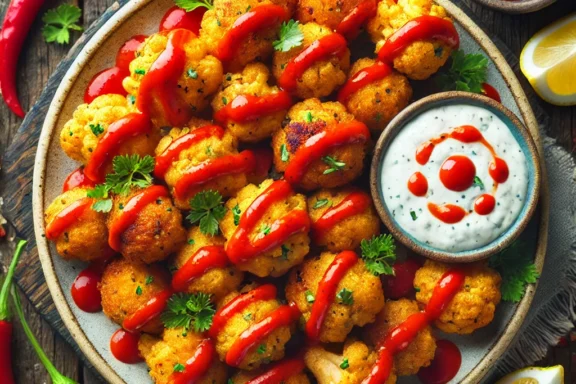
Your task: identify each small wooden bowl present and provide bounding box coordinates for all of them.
[470,0,556,14]
[370,91,541,263]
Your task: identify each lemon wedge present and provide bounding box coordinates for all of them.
[520,14,576,106]
[495,365,564,384]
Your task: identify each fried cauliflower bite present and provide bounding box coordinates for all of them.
[231,360,311,384]
[122,32,223,128]
[155,125,248,210]
[286,251,385,343]
[308,188,380,251]
[414,260,502,334]
[172,227,244,300]
[273,23,350,99]
[296,0,363,30]
[60,94,158,166]
[214,289,295,370]
[272,99,369,190]
[364,299,436,376]
[343,58,412,132]
[220,179,310,277]
[305,340,397,384]
[44,188,109,262]
[212,63,290,143]
[366,0,453,80]
[100,258,170,334]
[107,188,187,264]
[139,328,227,384]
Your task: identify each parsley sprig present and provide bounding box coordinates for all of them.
[437,50,488,94]
[322,156,346,175]
[175,0,213,12]
[273,20,304,52]
[161,293,215,332]
[360,234,397,276]
[187,191,227,236]
[489,242,539,302]
[42,5,83,45]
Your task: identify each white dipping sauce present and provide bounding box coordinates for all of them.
[381,104,529,252]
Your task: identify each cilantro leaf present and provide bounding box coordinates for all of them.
[473,176,485,190]
[280,144,290,162]
[313,198,331,210]
[173,363,185,372]
[187,191,227,236]
[360,234,397,276]
[257,344,266,354]
[89,123,104,136]
[336,288,354,305]
[340,357,349,370]
[175,0,213,12]
[233,204,242,226]
[88,185,113,212]
[105,155,155,196]
[260,223,271,235]
[92,199,113,213]
[489,242,539,302]
[437,50,488,94]
[42,5,83,45]
[322,156,346,175]
[161,292,215,332]
[281,244,290,260]
[273,20,304,52]
[305,290,315,304]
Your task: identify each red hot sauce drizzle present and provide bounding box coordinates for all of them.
[84,112,153,183]
[45,198,93,241]
[337,61,393,104]
[279,33,348,92]
[84,67,129,104]
[169,339,215,384]
[214,91,293,124]
[153,125,225,179]
[62,167,96,192]
[173,150,257,201]
[377,15,460,64]
[160,6,205,35]
[215,5,289,62]
[171,245,229,292]
[116,35,148,71]
[412,125,509,223]
[336,0,378,40]
[362,269,465,384]
[245,357,306,384]
[122,289,173,332]
[108,185,169,252]
[312,191,371,242]
[481,83,502,103]
[284,121,370,185]
[225,180,311,264]
[306,250,359,340]
[136,29,195,127]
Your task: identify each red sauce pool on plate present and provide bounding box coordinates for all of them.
[110,329,142,364]
[418,339,462,384]
[71,266,103,313]
[62,167,95,192]
[84,67,129,104]
[116,35,147,71]
[160,6,205,35]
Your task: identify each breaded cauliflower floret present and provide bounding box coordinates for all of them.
[139,328,227,384]
[231,359,310,384]
[123,32,223,128]
[343,58,412,132]
[107,187,187,264]
[272,99,369,190]
[366,0,453,80]
[212,63,290,142]
[172,227,244,300]
[414,260,502,334]
[273,23,350,99]
[214,288,295,370]
[305,340,397,384]
[286,251,385,343]
[201,0,296,72]
[308,188,380,251]
[44,188,109,262]
[364,299,436,376]
[296,0,363,31]
[155,125,248,210]
[221,179,310,277]
[100,258,170,334]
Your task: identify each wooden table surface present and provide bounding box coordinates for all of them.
[0,0,575,383]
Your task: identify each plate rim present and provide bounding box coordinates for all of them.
[31,0,550,383]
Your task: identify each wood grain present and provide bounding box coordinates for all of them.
[0,0,574,383]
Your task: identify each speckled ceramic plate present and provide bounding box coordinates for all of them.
[470,0,556,14]
[32,1,549,383]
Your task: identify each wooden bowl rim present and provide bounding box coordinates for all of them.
[471,0,556,14]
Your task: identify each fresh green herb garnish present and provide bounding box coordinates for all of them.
[173,363,185,372]
[313,198,331,209]
[280,144,290,162]
[305,111,313,123]
[188,239,195,245]
[42,5,83,45]
[410,210,418,221]
[340,357,349,370]
[322,156,346,175]
[489,242,539,302]
[175,0,214,12]
[105,154,155,195]
[187,68,198,79]
[222,97,228,105]
[360,234,397,276]
[305,290,315,304]
[136,286,143,295]
[243,313,252,321]
[336,288,353,305]
[128,95,136,105]
[273,19,304,52]
[145,276,154,285]
[89,123,104,136]
[437,50,488,94]
[281,244,290,260]
[260,224,272,235]
[87,185,113,213]
[233,204,242,226]
[135,69,146,75]
[473,176,485,190]
[161,292,215,332]
[257,344,266,354]
[187,191,227,236]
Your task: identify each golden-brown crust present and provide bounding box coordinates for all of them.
[296,0,363,30]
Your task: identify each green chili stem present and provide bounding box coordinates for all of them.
[0,240,27,320]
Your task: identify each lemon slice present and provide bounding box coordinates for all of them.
[520,14,576,106]
[495,365,564,384]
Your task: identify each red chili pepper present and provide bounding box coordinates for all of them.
[0,240,27,383]
[0,0,45,118]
